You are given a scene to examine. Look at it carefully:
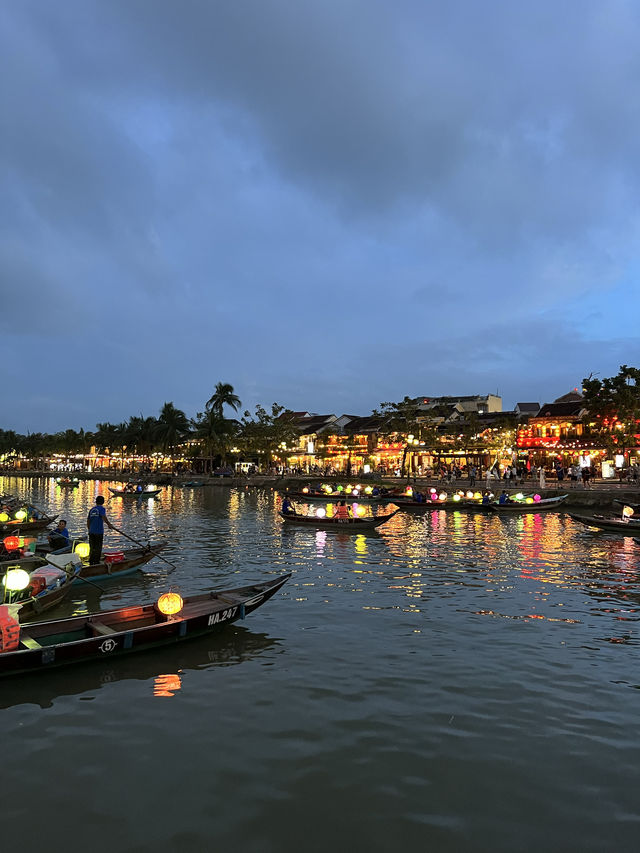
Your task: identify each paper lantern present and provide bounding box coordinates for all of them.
[622,505,635,518]
[515,493,524,501]
[0,513,8,523]
[405,487,413,496]
[302,487,309,494]
[75,542,91,559]
[337,485,343,491]
[3,569,31,592]
[356,505,366,516]
[474,492,482,499]
[430,493,438,501]
[438,493,447,501]
[533,494,541,502]
[316,507,326,518]
[364,486,373,494]
[3,536,20,551]
[466,491,474,499]
[157,592,184,616]
[430,488,437,494]
[14,510,27,521]
[525,497,534,504]
[453,494,461,501]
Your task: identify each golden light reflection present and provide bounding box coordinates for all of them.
[354,535,368,557]
[153,672,182,697]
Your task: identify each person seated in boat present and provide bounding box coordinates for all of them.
[136,484,143,493]
[47,519,71,552]
[481,491,492,505]
[334,500,351,520]
[414,491,425,503]
[372,486,380,496]
[27,506,39,520]
[123,483,134,493]
[281,496,296,515]
[498,490,512,505]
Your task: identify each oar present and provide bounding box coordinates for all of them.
[62,565,106,593]
[110,526,177,573]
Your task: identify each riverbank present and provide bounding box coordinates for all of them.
[2,470,637,510]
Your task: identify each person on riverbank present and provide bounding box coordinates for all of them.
[87,495,115,565]
[581,466,591,489]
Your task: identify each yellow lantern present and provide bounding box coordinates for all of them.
[364,486,373,494]
[75,542,91,559]
[157,592,184,616]
[14,510,27,521]
[3,568,31,592]
[356,505,366,516]
[0,513,8,523]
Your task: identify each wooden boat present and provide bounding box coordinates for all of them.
[490,495,568,513]
[613,499,640,514]
[56,478,79,488]
[0,515,58,534]
[285,490,391,503]
[1,542,168,583]
[0,573,290,676]
[108,487,162,498]
[569,513,640,535]
[1,554,82,622]
[279,509,399,530]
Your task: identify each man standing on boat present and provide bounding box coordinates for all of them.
[87,495,115,565]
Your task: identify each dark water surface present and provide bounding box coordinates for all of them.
[2,477,639,852]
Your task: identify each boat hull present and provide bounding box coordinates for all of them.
[279,510,398,530]
[490,496,568,513]
[569,513,640,535]
[108,488,162,498]
[0,574,290,676]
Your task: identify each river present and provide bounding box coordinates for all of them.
[2,476,639,852]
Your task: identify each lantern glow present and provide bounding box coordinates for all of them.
[466,491,474,499]
[75,542,91,559]
[430,493,438,501]
[302,487,309,494]
[316,507,326,518]
[364,486,373,494]
[356,505,366,517]
[533,494,541,502]
[3,569,31,592]
[453,494,461,501]
[0,513,8,523]
[156,592,184,616]
[525,497,534,504]
[14,510,27,521]
[515,493,524,501]
[3,536,20,551]
[438,493,447,501]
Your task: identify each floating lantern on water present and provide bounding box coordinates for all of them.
[0,513,8,523]
[3,536,20,551]
[156,592,184,616]
[438,493,447,501]
[14,510,27,521]
[356,505,366,517]
[75,542,90,559]
[3,568,31,592]
[316,507,326,518]
[533,494,541,502]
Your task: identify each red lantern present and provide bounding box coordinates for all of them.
[3,536,20,551]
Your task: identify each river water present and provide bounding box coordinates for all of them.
[2,476,639,852]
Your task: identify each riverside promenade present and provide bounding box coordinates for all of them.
[3,469,638,511]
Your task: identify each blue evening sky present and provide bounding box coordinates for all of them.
[2,1,640,432]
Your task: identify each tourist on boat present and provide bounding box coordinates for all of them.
[335,500,351,520]
[281,496,296,515]
[414,491,425,503]
[87,495,115,565]
[482,491,492,505]
[47,519,71,553]
[372,486,380,496]
[498,490,511,505]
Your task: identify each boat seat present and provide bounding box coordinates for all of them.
[90,621,116,636]
[20,632,42,650]
[46,552,82,571]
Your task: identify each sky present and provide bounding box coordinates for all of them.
[2,0,640,433]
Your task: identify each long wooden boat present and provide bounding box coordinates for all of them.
[56,478,79,488]
[279,509,398,530]
[613,499,640,514]
[0,573,291,676]
[490,495,568,513]
[0,515,58,534]
[569,513,640,535]
[1,554,82,622]
[392,498,495,513]
[284,490,391,503]
[1,542,168,583]
[108,487,162,498]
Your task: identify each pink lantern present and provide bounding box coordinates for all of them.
[533,494,541,502]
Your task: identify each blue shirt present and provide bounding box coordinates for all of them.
[88,505,106,534]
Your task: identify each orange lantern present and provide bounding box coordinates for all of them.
[3,536,20,551]
[156,592,184,616]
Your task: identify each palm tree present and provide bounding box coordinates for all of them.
[155,402,190,471]
[192,410,236,473]
[206,382,241,419]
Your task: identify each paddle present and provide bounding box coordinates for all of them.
[109,525,178,573]
[61,565,106,593]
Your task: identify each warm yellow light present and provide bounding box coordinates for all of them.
[466,491,474,499]
[473,492,481,499]
[453,494,461,501]
[14,510,27,521]
[3,569,31,592]
[438,493,447,501]
[0,513,8,523]
[364,486,373,494]
[356,505,366,516]
[75,542,91,559]
[157,592,184,616]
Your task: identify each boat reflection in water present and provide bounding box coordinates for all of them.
[0,626,280,710]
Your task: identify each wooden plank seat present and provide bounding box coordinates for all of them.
[19,633,43,650]
[89,621,117,636]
